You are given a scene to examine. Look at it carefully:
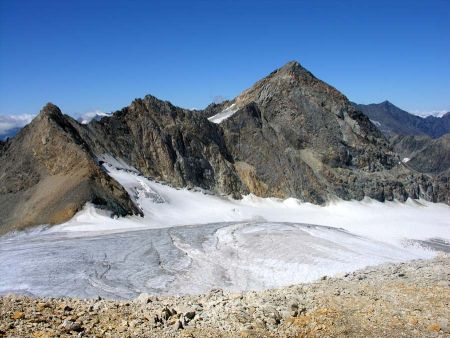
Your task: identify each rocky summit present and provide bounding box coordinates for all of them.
[218,62,419,202]
[0,61,449,233]
[75,95,245,197]
[0,104,141,235]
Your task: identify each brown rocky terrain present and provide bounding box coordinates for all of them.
[0,61,448,233]
[0,104,141,235]
[1,254,449,337]
[218,61,448,203]
[74,95,245,197]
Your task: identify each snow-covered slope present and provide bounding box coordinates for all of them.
[0,157,449,298]
[53,159,450,245]
[208,103,239,123]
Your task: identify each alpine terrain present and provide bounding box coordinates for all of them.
[1,61,448,234]
[0,61,449,338]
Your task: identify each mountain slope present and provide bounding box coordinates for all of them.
[216,61,447,203]
[0,104,141,235]
[391,134,450,174]
[354,101,450,138]
[74,95,245,197]
[0,62,449,233]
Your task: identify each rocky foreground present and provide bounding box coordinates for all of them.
[1,255,449,338]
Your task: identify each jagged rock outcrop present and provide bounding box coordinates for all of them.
[74,95,245,197]
[0,104,141,235]
[1,61,448,233]
[200,100,233,119]
[354,101,450,138]
[215,61,447,203]
[391,134,450,174]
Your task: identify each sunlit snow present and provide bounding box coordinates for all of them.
[0,157,449,299]
[208,103,239,123]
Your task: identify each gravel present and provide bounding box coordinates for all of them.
[1,254,449,337]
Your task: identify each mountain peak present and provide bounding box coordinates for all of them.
[280,60,301,70]
[274,60,310,77]
[234,60,345,112]
[38,103,63,119]
[41,102,61,114]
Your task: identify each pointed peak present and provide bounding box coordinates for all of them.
[39,103,63,118]
[282,60,301,68]
[130,94,174,111]
[277,60,305,74]
[234,59,347,110]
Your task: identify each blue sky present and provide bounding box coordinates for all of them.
[0,0,449,118]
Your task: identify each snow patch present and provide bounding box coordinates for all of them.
[411,110,449,118]
[208,103,239,123]
[370,119,382,127]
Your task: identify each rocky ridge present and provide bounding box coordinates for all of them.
[0,61,449,233]
[1,254,449,337]
[0,104,141,235]
[75,95,245,197]
[354,101,450,138]
[217,62,448,203]
[391,134,450,175]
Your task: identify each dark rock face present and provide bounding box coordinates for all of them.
[201,100,234,119]
[391,134,450,174]
[0,104,141,235]
[1,61,449,233]
[75,95,245,197]
[219,61,446,203]
[354,101,450,138]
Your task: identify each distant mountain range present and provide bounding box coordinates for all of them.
[0,127,22,140]
[1,61,449,233]
[353,101,450,138]
[391,134,450,175]
[352,101,450,176]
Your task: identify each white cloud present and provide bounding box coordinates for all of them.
[0,114,35,139]
[410,110,449,118]
[77,110,111,124]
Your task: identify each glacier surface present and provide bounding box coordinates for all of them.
[0,159,449,299]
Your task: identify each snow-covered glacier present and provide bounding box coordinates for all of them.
[0,158,449,299]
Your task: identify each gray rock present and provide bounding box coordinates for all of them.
[354,101,450,139]
[0,104,141,235]
[61,320,82,332]
[135,293,152,304]
[289,302,299,311]
[1,61,448,235]
[174,320,183,330]
[220,61,448,204]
